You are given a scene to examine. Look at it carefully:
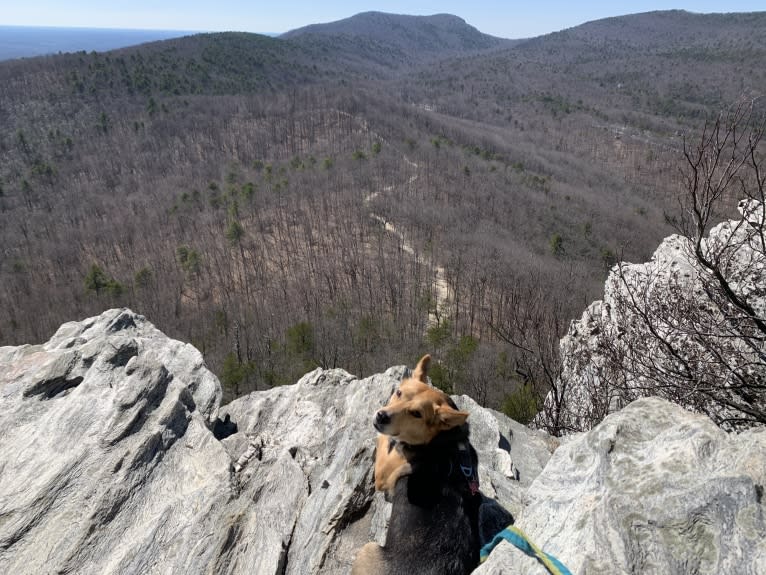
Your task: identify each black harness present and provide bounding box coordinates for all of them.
[389,433,481,497]
[456,441,480,496]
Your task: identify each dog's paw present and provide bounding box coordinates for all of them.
[384,462,412,498]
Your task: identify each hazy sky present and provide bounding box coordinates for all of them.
[3,1,764,38]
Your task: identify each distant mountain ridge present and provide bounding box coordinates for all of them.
[282,11,515,64]
[517,9,766,52]
[0,26,194,62]
[406,8,766,131]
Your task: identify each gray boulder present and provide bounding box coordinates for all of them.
[0,309,227,575]
[478,397,766,574]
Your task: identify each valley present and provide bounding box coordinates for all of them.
[0,10,764,412]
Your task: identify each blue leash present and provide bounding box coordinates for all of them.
[479,524,573,575]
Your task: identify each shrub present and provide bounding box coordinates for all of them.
[428,361,453,394]
[134,267,152,289]
[502,385,539,425]
[226,220,245,245]
[177,246,201,275]
[549,233,564,256]
[220,352,255,396]
[84,264,110,294]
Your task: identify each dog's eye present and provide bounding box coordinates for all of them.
[395,389,402,398]
[410,410,422,418]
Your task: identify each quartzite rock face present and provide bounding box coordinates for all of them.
[0,309,531,574]
[477,397,766,575]
[7,310,761,575]
[0,309,229,575]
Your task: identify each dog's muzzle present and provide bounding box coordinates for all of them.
[373,410,391,432]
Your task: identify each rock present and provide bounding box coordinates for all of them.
[550,200,766,432]
[0,308,221,423]
[215,367,401,573]
[0,309,535,574]
[478,397,766,575]
[217,369,540,573]
[2,310,763,574]
[0,309,230,575]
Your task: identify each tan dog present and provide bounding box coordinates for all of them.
[373,353,473,494]
[354,354,478,575]
[373,354,432,494]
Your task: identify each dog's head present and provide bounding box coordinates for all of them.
[374,354,469,445]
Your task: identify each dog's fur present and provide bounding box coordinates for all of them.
[373,354,432,494]
[353,355,481,575]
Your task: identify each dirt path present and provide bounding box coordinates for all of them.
[364,156,450,326]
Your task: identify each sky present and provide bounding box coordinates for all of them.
[2,1,764,38]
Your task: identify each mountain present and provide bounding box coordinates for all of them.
[544,9,766,49]
[1,10,764,572]
[404,9,766,128]
[283,11,515,69]
[283,11,511,49]
[0,13,513,104]
[511,9,766,115]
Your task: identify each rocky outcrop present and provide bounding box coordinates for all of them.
[551,200,766,432]
[478,397,766,574]
[0,309,546,574]
[2,309,763,574]
[0,309,226,574]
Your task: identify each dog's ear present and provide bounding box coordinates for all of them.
[437,405,469,429]
[412,354,431,383]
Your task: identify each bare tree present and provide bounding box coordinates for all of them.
[568,100,766,430]
[486,271,572,436]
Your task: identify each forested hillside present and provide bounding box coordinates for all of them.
[1,10,763,407]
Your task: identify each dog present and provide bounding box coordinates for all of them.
[353,354,482,575]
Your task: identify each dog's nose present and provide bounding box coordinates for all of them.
[375,410,391,426]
